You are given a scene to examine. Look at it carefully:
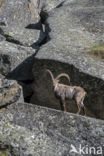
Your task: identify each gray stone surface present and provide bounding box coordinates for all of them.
[38,0,64,12]
[0,0,104,155]
[2,26,41,47]
[0,41,35,76]
[36,0,104,79]
[0,0,43,46]
[0,78,23,107]
[0,0,39,27]
[0,102,104,155]
[31,0,104,120]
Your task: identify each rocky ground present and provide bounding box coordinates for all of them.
[0,103,104,156]
[0,0,104,155]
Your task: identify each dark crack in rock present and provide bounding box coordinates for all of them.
[30,0,104,120]
[36,0,104,80]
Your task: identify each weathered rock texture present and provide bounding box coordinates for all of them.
[0,0,42,46]
[0,0,39,26]
[0,40,36,76]
[0,0,104,119]
[0,103,104,156]
[36,0,104,78]
[0,0,104,155]
[0,78,23,107]
[31,0,104,120]
[0,0,47,82]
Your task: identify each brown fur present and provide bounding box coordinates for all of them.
[45,70,86,115]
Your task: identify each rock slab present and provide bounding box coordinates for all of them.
[0,103,104,155]
[0,78,23,107]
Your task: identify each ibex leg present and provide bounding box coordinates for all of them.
[81,98,86,116]
[61,99,67,112]
[77,103,81,114]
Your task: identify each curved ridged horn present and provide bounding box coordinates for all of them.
[55,73,70,82]
[45,69,55,84]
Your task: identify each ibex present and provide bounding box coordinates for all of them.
[45,69,86,115]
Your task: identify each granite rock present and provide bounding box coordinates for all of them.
[0,78,23,107]
[0,102,104,155]
[0,0,39,27]
[0,0,44,47]
[31,0,104,120]
[0,41,35,76]
[36,0,104,79]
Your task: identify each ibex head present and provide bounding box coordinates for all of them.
[45,69,70,87]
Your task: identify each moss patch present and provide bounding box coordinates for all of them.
[87,44,104,59]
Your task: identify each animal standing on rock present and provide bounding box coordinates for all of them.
[45,69,86,115]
